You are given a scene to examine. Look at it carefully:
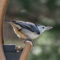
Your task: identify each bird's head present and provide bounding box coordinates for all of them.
[37,25,53,34]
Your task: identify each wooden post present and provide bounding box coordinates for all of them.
[19,41,33,60]
[0,0,8,60]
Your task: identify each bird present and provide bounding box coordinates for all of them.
[9,20,53,41]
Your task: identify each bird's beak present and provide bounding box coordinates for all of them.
[45,26,53,30]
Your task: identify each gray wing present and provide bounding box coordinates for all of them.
[12,20,40,34]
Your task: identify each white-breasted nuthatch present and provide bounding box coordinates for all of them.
[9,20,53,40]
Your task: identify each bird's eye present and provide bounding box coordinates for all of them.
[42,27,44,29]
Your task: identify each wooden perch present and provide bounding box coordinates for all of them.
[19,41,33,60]
[0,0,8,60]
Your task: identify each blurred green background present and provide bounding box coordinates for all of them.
[3,0,60,60]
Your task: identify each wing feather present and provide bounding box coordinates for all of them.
[12,20,40,34]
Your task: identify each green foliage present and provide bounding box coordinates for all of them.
[20,0,30,11]
[46,0,57,11]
